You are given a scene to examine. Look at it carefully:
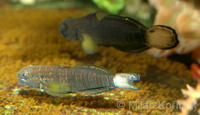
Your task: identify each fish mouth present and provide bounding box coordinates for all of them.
[18,73,26,84]
[18,68,26,84]
[60,23,68,38]
[60,18,74,38]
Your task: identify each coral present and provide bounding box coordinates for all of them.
[191,47,200,64]
[148,0,200,63]
[190,63,200,80]
[0,8,194,114]
[181,0,200,10]
[92,0,125,14]
[178,83,200,115]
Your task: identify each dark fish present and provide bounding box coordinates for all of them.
[60,12,179,54]
[18,65,140,97]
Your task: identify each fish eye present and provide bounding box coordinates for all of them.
[22,73,28,79]
[19,73,28,82]
[22,73,26,77]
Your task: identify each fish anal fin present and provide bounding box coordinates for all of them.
[114,45,150,53]
[45,82,72,97]
[81,87,115,94]
[81,34,98,54]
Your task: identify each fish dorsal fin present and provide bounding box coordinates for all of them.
[96,11,109,21]
[103,15,147,30]
[81,87,115,94]
[72,65,114,75]
[113,44,150,53]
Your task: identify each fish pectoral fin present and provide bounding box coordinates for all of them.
[81,34,98,54]
[96,11,108,20]
[45,82,72,97]
[81,87,114,94]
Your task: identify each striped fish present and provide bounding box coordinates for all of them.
[18,65,140,97]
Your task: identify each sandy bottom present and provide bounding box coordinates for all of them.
[0,8,195,114]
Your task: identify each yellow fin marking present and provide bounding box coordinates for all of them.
[81,34,98,54]
[96,11,108,21]
[45,82,71,97]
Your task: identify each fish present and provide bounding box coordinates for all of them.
[60,12,179,54]
[18,65,140,97]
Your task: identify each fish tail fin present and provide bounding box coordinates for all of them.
[145,25,178,49]
[113,73,140,90]
[81,87,114,94]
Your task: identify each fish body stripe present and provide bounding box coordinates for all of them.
[65,68,115,92]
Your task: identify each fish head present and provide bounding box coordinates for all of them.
[113,73,140,90]
[18,66,43,88]
[60,18,80,41]
[145,25,179,49]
